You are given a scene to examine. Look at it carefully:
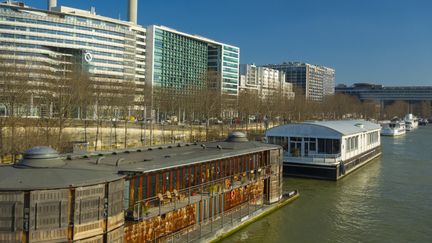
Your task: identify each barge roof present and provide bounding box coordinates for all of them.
[266,120,381,139]
[0,139,280,191]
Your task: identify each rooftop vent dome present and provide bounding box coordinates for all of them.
[355,123,364,128]
[16,146,65,168]
[226,132,249,142]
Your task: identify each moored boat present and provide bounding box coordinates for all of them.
[419,118,429,126]
[0,133,288,242]
[265,120,382,180]
[404,113,419,131]
[381,118,406,136]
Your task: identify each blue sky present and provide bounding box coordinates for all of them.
[31,0,432,86]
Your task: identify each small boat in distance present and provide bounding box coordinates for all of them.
[419,118,429,126]
[381,117,406,136]
[404,113,418,131]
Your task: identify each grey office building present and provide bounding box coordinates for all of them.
[336,83,432,108]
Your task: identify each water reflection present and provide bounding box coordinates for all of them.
[222,127,432,243]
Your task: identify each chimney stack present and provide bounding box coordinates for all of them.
[128,0,138,24]
[48,0,57,10]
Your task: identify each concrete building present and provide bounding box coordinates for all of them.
[0,1,244,120]
[146,25,240,99]
[336,83,432,112]
[239,64,294,99]
[264,62,335,101]
[239,64,259,94]
[258,66,294,99]
[0,0,146,117]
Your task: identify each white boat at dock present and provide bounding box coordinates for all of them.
[265,120,382,180]
[381,118,406,136]
[404,114,419,131]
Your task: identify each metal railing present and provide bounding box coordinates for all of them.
[127,166,272,222]
[284,153,341,164]
[160,194,267,243]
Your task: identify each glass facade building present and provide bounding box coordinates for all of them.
[152,27,208,91]
[0,2,146,116]
[147,25,240,99]
[221,45,240,94]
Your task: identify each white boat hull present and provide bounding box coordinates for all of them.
[380,119,406,136]
[380,128,406,136]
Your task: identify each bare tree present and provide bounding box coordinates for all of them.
[0,55,32,161]
[238,89,259,132]
[195,71,221,140]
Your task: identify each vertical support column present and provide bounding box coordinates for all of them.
[67,188,75,242]
[146,174,151,199]
[129,178,134,209]
[380,100,385,119]
[301,137,305,157]
[138,176,143,202]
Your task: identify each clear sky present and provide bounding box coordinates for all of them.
[31,0,432,86]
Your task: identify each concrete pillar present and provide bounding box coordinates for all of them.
[128,0,138,24]
[48,0,57,10]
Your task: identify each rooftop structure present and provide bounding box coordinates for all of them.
[266,120,381,180]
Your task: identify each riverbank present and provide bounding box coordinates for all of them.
[0,121,270,163]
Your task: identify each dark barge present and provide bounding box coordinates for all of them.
[0,132,293,242]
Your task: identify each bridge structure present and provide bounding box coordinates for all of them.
[335,83,432,116]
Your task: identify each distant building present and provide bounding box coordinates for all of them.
[335,83,432,110]
[239,64,294,100]
[264,62,335,101]
[0,0,146,117]
[239,64,258,93]
[146,25,240,98]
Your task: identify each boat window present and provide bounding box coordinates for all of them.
[289,137,302,157]
[318,139,340,154]
[133,177,140,203]
[142,175,148,199]
[149,174,156,197]
[268,136,288,150]
[123,180,130,209]
[309,139,316,151]
[172,170,177,190]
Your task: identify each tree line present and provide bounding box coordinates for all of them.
[1,53,431,161]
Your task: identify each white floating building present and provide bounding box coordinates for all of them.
[266,120,381,180]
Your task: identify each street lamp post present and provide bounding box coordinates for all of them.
[112,118,118,149]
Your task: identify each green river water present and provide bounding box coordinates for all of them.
[222,126,432,243]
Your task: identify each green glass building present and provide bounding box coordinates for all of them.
[146,25,240,99]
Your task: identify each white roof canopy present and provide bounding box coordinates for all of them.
[266,120,381,139]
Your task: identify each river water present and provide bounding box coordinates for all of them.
[222,126,432,243]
